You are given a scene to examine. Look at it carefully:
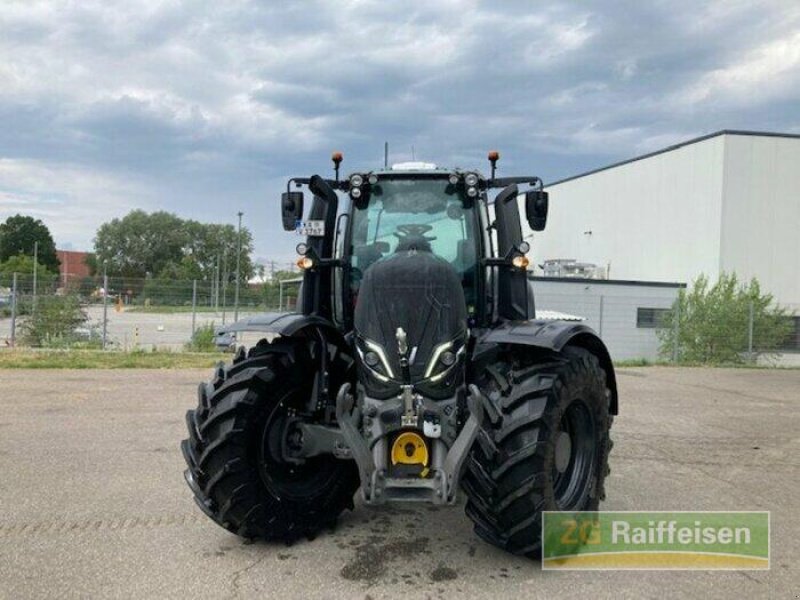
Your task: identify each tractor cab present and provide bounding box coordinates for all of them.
[346,167,480,319]
[283,152,551,333]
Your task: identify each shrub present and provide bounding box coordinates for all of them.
[186,322,218,352]
[658,274,793,364]
[20,295,89,347]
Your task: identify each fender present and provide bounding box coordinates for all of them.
[476,319,619,415]
[214,312,348,350]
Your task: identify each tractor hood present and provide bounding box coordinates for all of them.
[353,250,467,396]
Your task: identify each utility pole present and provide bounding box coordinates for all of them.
[32,241,38,317]
[234,211,243,322]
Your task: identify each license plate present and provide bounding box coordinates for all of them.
[296,220,325,237]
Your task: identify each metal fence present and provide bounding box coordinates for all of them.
[0,272,797,364]
[535,290,799,365]
[0,273,303,351]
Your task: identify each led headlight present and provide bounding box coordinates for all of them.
[350,186,362,199]
[350,174,364,188]
[356,337,395,382]
[464,172,479,187]
[368,174,378,185]
[466,186,478,198]
[448,173,459,185]
[440,350,456,366]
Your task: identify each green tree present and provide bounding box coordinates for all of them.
[84,252,99,276]
[658,273,793,364]
[94,210,187,278]
[0,215,60,271]
[183,220,255,282]
[158,255,205,281]
[0,255,59,295]
[93,211,254,282]
[0,254,54,278]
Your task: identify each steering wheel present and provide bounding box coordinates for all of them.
[393,223,436,240]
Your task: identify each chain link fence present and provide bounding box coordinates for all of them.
[535,290,799,366]
[0,273,302,351]
[1,272,797,364]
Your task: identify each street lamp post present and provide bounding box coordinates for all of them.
[234,211,243,322]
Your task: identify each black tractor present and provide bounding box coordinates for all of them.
[182,152,617,556]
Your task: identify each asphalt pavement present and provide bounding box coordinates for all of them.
[0,367,797,599]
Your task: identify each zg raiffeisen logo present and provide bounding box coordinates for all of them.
[542,511,769,570]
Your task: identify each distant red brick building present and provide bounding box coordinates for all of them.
[56,250,91,286]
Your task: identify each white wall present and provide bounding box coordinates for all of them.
[720,135,800,309]
[533,279,683,361]
[529,135,727,285]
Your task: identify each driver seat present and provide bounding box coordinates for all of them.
[395,236,433,253]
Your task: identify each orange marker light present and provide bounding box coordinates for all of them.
[331,151,343,163]
[488,150,500,161]
[512,255,529,270]
[297,256,314,270]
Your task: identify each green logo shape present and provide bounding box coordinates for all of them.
[542,511,769,570]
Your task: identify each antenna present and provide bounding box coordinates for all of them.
[384,141,388,168]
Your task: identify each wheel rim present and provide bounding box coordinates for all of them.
[552,398,596,509]
[256,392,340,501]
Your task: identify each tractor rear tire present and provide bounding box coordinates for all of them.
[462,346,613,556]
[181,339,359,543]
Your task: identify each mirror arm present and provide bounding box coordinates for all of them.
[487,176,543,190]
[287,177,348,194]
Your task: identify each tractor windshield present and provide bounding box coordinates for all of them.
[348,177,478,312]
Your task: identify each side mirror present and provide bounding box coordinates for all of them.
[281,191,304,231]
[525,190,548,231]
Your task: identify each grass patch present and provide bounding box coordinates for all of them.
[125,305,272,314]
[0,349,230,369]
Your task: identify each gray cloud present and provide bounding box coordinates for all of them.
[0,0,798,261]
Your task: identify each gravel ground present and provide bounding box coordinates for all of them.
[0,367,797,599]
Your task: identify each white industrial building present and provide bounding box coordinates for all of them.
[526,130,800,310]
[533,277,684,361]
[524,130,800,360]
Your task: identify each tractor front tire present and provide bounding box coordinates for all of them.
[462,346,613,556]
[181,339,359,543]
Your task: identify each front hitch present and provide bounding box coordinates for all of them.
[335,383,485,505]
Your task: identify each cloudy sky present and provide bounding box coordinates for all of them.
[1,0,799,264]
